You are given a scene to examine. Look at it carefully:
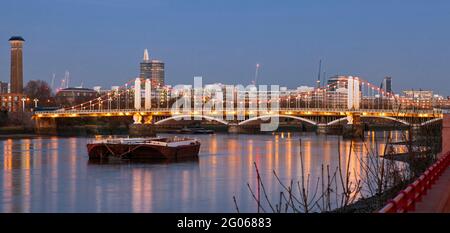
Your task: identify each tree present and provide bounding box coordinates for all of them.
[24,80,52,99]
[24,80,53,106]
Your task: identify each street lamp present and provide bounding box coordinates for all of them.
[97,97,102,110]
[21,97,26,112]
[33,98,39,108]
[108,97,112,110]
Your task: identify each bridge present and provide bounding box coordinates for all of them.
[33,77,444,136]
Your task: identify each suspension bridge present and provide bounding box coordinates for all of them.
[33,77,444,136]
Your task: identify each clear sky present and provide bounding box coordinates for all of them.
[0,0,449,94]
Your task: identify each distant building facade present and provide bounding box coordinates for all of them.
[382,77,392,93]
[326,75,351,108]
[402,90,434,109]
[0,81,8,94]
[55,87,99,108]
[403,90,433,100]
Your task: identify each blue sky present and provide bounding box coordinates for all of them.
[0,0,449,94]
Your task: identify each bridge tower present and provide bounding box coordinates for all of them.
[134,78,141,110]
[347,76,361,110]
[145,78,151,110]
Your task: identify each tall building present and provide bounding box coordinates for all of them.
[9,36,25,94]
[382,77,392,93]
[140,49,152,80]
[139,49,165,89]
[0,36,26,112]
[150,60,165,88]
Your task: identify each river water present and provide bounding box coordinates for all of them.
[0,131,406,213]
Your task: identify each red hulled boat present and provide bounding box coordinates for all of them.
[87,137,200,161]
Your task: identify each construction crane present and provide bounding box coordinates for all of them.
[50,73,55,93]
[252,63,260,86]
[316,60,322,88]
[64,70,70,88]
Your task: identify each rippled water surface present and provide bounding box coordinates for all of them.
[0,131,405,212]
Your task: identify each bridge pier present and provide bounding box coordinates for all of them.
[227,124,241,134]
[144,115,153,124]
[409,124,422,134]
[133,113,143,124]
[129,124,156,137]
[34,117,57,135]
[129,113,156,137]
[342,113,364,139]
[342,124,364,139]
[316,124,329,134]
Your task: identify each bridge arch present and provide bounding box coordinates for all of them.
[361,115,410,126]
[326,115,412,126]
[154,114,229,125]
[238,114,317,126]
[327,117,348,126]
[420,118,443,126]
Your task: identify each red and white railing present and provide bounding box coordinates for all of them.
[379,151,450,213]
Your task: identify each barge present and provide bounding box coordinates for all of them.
[87,137,201,161]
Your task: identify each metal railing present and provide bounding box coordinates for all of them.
[34,107,443,115]
[378,151,450,213]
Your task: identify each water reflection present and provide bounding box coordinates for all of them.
[0,131,402,212]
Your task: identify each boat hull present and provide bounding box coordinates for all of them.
[87,142,200,161]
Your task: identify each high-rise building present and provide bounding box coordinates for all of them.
[9,36,25,94]
[150,60,165,88]
[382,77,392,93]
[140,49,152,81]
[139,49,165,89]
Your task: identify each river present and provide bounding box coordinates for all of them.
[0,131,407,213]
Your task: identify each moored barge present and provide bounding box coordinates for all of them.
[87,137,200,161]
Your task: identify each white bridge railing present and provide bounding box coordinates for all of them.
[34,108,443,115]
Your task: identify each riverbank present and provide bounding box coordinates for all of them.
[0,126,34,135]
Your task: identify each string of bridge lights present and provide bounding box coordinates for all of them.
[64,77,424,111]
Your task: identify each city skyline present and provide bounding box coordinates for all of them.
[1,0,450,94]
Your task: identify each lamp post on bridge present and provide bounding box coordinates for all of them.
[117,93,121,110]
[107,92,111,110]
[21,97,26,112]
[126,89,130,109]
[33,98,39,108]
[97,97,102,110]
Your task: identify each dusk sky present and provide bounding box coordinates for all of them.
[1,0,449,94]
